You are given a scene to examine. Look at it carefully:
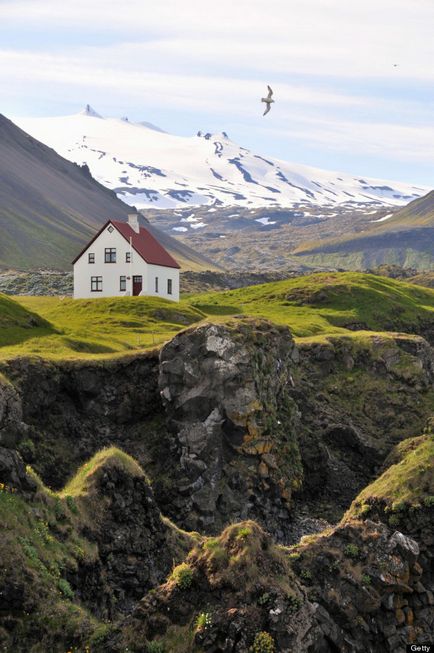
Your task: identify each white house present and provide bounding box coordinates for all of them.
[72,214,180,301]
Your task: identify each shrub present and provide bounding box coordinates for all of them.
[146,642,166,653]
[361,574,371,586]
[236,526,252,541]
[300,569,312,581]
[170,562,194,590]
[344,544,360,559]
[258,592,272,606]
[66,495,79,515]
[423,496,434,508]
[388,514,400,527]
[195,612,212,631]
[391,500,407,513]
[54,497,66,520]
[287,594,303,614]
[251,631,275,653]
[58,578,74,600]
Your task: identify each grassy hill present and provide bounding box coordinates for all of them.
[2,272,434,360]
[292,190,434,271]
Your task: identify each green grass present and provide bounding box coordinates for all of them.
[60,447,146,498]
[3,272,434,360]
[186,272,434,338]
[348,435,434,515]
[0,294,205,360]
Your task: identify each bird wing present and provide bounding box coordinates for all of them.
[267,85,273,99]
[263,104,271,116]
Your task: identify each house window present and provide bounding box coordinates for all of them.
[126,252,132,263]
[155,277,159,293]
[88,253,95,264]
[120,276,127,291]
[105,248,116,263]
[107,225,114,233]
[167,279,173,295]
[91,276,103,292]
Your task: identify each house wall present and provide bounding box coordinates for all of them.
[145,263,180,302]
[73,223,179,301]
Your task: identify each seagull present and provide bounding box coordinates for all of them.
[261,85,274,116]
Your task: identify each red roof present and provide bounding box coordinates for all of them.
[72,219,180,269]
[112,220,180,269]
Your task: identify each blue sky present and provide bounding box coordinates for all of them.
[1,0,433,186]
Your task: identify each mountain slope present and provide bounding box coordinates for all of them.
[0,114,218,271]
[15,107,427,211]
[293,189,434,270]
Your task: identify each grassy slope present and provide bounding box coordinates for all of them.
[187,272,434,337]
[347,434,434,516]
[2,272,434,360]
[0,295,205,359]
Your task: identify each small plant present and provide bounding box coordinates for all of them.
[300,568,312,581]
[146,642,166,653]
[344,544,360,559]
[54,497,66,520]
[170,562,194,590]
[236,526,252,541]
[257,592,272,606]
[423,495,434,508]
[287,594,303,614]
[361,574,371,586]
[359,503,371,517]
[195,612,212,631]
[66,495,79,515]
[251,631,276,653]
[391,500,407,513]
[58,578,74,600]
[388,514,400,527]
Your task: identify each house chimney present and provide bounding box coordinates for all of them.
[127,213,140,233]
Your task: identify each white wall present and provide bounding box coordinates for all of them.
[73,224,179,301]
[145,263,180,302]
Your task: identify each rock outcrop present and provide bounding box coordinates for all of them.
[158,318,301,538]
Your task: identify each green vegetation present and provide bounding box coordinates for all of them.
[344,544,360,559]
[195,612,212,631]
[3,272,434,360]
[251,631,276,653]
[187,272,434,338]
[169,562,194,590]
[60,446,146,498]
[0,294,205,360]
[348,435,434,516]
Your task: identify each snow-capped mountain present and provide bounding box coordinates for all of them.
[15,107,428,210]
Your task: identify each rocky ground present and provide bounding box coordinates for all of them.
[1,317,434,651]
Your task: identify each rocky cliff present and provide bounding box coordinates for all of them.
[1,317,434,651]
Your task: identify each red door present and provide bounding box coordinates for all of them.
[132,275,143,296]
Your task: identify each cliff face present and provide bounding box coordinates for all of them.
[1,318,434,651]
[1,320,434,537]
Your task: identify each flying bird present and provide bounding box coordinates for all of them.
[261,85,274,116]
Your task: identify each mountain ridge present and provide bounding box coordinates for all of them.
[14,107,428,211]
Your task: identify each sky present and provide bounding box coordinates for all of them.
[1,0,433,186]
